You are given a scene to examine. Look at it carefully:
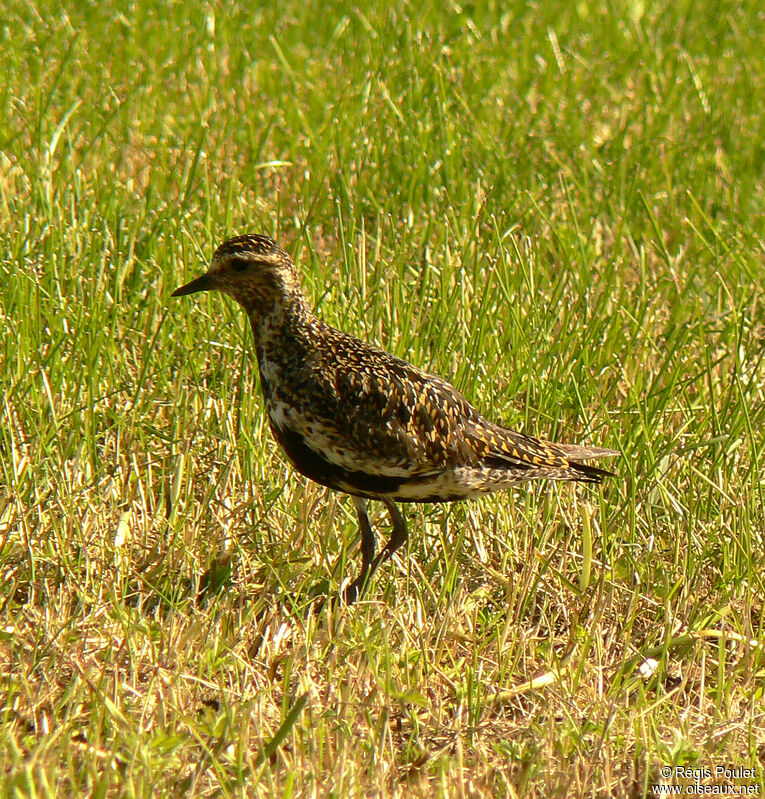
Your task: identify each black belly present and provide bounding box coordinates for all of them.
[272,423,404,496]
[271,422,461,502]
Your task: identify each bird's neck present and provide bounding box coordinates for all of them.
[246,292,317,348]
[246,295,324,404]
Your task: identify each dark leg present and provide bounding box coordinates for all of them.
[366,498,408,583]
[342,496,377,605]
[342,498,408,604]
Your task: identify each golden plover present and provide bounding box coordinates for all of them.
[173,234,617,604]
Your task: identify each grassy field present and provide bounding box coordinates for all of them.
[1,0,763,796]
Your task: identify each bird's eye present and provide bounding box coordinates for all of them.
[230,257,249,272]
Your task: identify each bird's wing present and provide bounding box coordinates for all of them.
[275,349,487,479]
[270,332,615,487]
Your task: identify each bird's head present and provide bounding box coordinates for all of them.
[172,234,302,314]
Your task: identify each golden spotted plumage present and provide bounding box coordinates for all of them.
[173,234,618,604]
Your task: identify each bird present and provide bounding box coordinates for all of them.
[172,234,617,605]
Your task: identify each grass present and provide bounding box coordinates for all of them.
[1,0,763,796]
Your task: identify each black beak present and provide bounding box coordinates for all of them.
[171,272,215,297]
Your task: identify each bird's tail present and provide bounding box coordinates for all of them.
[554,443,620,461]
[554,443,619,483]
